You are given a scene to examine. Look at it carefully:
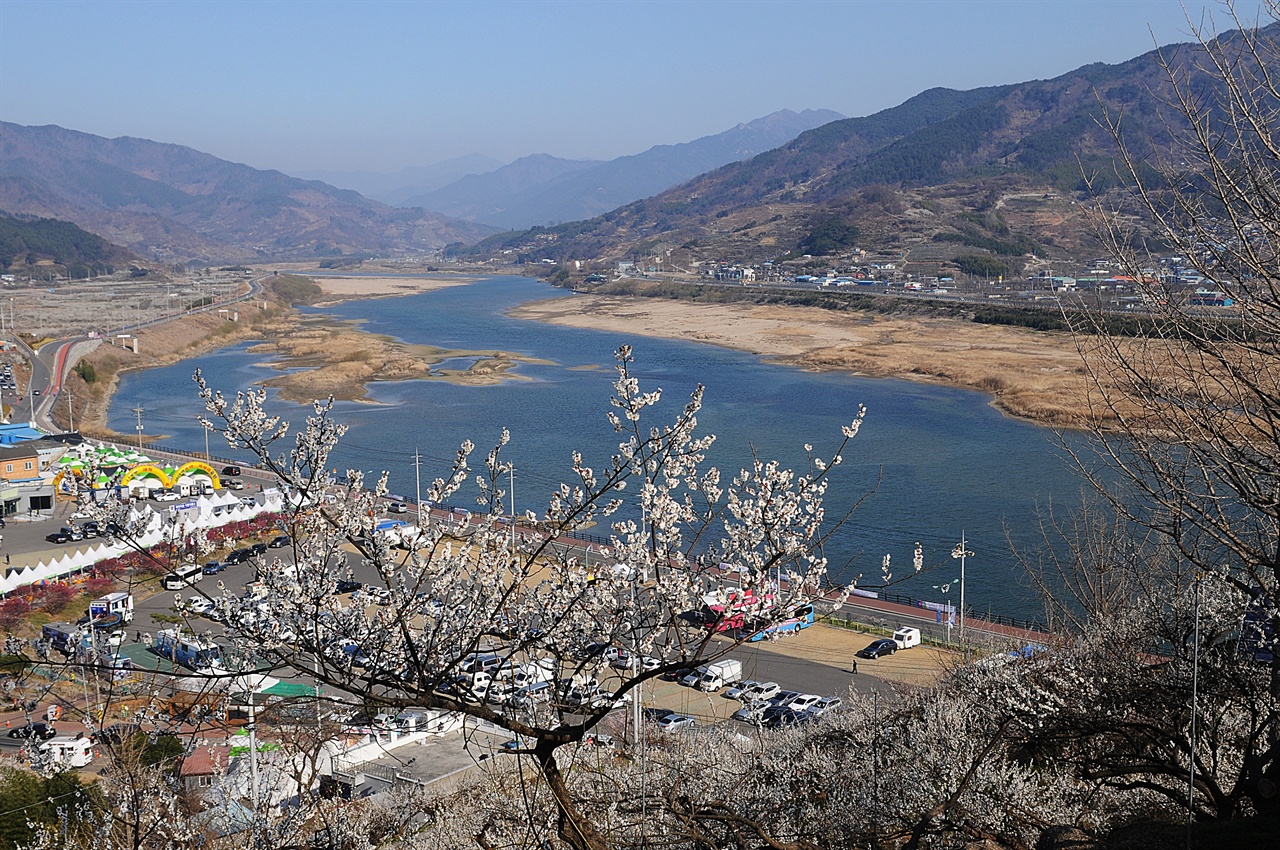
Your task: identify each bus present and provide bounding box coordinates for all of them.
[153,629,221,671]
[162,563,203,591]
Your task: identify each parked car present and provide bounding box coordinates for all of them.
[808,696,843,718]
[732,702,769,723]
[7,722,56,740]
[226,479,245,490]
[785,693,823,713]
[856,639,899,659]
[388,501,408,514]
[224,548,252,565]
[186,596,213,615]
[764,708,809,729]
[59,527,84,542]
[249,542,268,556]
[334,579,361,594]
[656,714,695,732]
[154,491,180,502]
[732,681,782,703]
[221,465,242,477]
[44,531,70,544]
[268,534,291,548]
[202,561,224,575]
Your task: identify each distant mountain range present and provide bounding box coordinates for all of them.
[406,109,844,229]
[464,25,1274,273]
[295,153,505,207]
[0,123,497,263]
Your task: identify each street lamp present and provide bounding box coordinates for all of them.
[932,579,959,643]
[951,534,973,648]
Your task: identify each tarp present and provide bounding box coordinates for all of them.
[261,681,319,698]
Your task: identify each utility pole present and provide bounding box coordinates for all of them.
[1187,574,1202,849]
[952,533,973,649]
[132,406,145,449]
[412,449,423,520]
[508,464,516,552]
[66,386,73,433]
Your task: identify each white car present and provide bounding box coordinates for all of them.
[725,679,761,700]
[226,479,245,490]
[185,596,213,615]
[154,491,179,502]
[786,693,823,713]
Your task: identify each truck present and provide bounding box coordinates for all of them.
[153,629,221,672]
[89,592,134,625]
[39,736,94,770]
[698,589,776,633]
[696,658,743,692]
[41,623,81,656]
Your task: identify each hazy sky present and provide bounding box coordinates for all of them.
[0,1,1267,175]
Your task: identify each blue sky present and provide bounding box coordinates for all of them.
[0,1,1267,175]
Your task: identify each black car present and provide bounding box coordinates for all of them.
[268,534,291,549]
[249,542,268,556]
[334,579,362,594]
[44,531,70,544]
[224,548,252,565]
[856,638,899,660]
[82,521,101,535]
[8,722,56,740]
[221,465,242,477]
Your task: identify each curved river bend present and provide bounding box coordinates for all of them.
[109,276,1086,621]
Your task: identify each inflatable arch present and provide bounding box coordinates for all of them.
[119,464,173,488]
[172,461,221,490]
[52,467,85,493]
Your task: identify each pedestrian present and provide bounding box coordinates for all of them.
[4,554,9,566]
[850,659,858,674]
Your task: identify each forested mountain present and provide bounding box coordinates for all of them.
[413,109,843,229]
[0,123,498,262]
[464,26,1273,271]
[0,213,135,274]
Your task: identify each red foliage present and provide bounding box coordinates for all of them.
[0,596,31,630]
[82,576,115,598]
[37,583,79,614]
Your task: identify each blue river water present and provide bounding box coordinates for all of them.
[109,276,1088,621]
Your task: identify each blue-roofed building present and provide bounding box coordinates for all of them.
[0,423,44,445]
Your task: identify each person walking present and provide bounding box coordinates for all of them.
[850,659,858,674]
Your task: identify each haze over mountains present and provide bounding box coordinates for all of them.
[295,153,504,207]
[401,109,843,229]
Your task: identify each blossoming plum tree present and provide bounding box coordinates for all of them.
[192,346,866,850]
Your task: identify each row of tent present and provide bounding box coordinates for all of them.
[0,490,285,598]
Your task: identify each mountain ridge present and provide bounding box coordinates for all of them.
[0,123,497,263]
[462,25,1275,273]
[413,108,844,229]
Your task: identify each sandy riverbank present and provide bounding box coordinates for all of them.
[511,293,1098,429]
[310,275,479,306]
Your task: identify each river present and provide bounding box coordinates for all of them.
[108,276,1088,622]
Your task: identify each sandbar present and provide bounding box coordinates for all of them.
[311,275,479,306]
[511,293,1096,429]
